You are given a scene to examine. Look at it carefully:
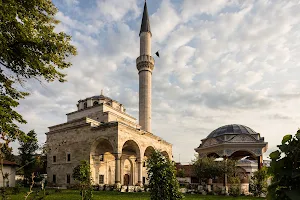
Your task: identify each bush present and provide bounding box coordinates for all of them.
[54,188,62,193]
[250,166,268,197]
[12,186,21,195]
[229,176,241,197]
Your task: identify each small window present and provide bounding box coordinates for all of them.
[53,156,56,163]
[99,175,104,184]
[99,154,104,161]
[143,162,146,167]
[84,102,87,109]
[93,101,99,106]
[53,175,56,184]
[143,177,146,184]
[67,153,71,162]
[67,174,70,184]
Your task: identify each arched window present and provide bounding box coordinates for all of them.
[93,101,99,106]
[84,102,87,109]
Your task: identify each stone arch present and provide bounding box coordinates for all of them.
[120,140,141,185]
[161,151,170,160]
[90,137,116,154]
[122,158,134,186]
[144,146,155,158]
[121,140,141,158]
[93,101,99,106]
[207,152,221,158]
[90,138,115,185]
[228,150,257,160]
[143,146,155,166]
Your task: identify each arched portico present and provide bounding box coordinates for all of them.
[90,138,115,185]
[162,151,170,160]
[120,140,141,186]
[141,146,155,185]
[229,150,257,160]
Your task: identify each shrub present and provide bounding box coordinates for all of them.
[250,166,268,197]
[229,176,241,197]
[12,186,21,195]
[54,188,62,193]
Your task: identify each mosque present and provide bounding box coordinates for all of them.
[46,2,172,187]
[46,1,268,192]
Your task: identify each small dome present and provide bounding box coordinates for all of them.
[207,124,257,139]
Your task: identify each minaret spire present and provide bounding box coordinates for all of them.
[139,0,151,36]
[137,1,154,132]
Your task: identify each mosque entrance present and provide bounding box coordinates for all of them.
[124,174,130,186]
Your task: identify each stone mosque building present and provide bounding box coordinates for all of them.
[46,2,172,187]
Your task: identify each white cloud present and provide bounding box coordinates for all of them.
[181,0,228,20]
[151,0,181,42]
[96,0,139,22]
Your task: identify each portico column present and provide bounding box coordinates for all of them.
[137,158,143,186]
[115,153,121,186]
[223,156,228,194]
[257,156,262,170]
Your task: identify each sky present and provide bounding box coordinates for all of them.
[13,0,300,164]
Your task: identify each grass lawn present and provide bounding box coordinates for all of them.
[8,189,265,200]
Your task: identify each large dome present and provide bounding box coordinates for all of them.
[207,124,257,139]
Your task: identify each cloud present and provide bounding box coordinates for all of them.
[96,0,139,22]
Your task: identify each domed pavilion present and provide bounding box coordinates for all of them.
[195,124,268,168]
[195,124,268,194]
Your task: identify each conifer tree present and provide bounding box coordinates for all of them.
[147,150,183,200]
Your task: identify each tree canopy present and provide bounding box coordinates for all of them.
[18,130,39,185]
[147,150,183,200]
[267,130,300,200]
[73,160,93,200]
[0,0,77,141]
[193,156,237,182]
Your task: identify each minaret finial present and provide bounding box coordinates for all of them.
[139,0,151,36]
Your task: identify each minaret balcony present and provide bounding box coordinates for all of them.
[136,55,155,65]
[136,55,155,72]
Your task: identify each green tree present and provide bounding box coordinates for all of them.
[177,169,185,178]
[0,0,77,142]
[18,130,39,186]
[0,143,15,162]
[193,157,221,181]
[193,156,237,182]
[73,160,93,200]
[146,150,183,200]
[267,130,300,200]
[250,166,269,197]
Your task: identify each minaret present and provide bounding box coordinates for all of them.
[137,1,154,132]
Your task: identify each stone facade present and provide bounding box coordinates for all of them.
[46,100,172,187]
